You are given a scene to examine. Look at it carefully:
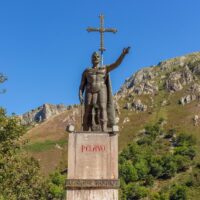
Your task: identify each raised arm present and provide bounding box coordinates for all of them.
[79,70,87,104]
[106,47,130,73]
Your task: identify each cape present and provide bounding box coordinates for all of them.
[106,73,116,127]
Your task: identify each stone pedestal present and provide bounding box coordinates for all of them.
[66,132,119,200]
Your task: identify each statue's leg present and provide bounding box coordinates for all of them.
[91,93,99,130]
[83,93,92,131]
[98,86,108,132]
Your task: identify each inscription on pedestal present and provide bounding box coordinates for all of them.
[66,179,120,189]
[81,145,106,152]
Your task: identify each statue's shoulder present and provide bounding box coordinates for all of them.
[82,67,91,74]
[86,67,92,70]
[101,65,107,70]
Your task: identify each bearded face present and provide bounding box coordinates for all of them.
[91,52,100,66]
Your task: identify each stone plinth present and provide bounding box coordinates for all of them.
[66,132,119,200]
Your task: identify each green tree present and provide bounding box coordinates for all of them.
[0,108,47,199]
[47,171,66,199]
[0,73,7,93]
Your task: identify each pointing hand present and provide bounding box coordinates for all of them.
[123,47,131,55]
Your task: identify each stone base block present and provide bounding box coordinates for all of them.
[66,132,118,200]
[67,132,118,179]
[67,189,118,200]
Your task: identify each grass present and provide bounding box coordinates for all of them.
[24,139,67,152]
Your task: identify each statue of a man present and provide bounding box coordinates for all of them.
[79,47,130,131]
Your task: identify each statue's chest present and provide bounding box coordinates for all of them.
[87,68,106,82]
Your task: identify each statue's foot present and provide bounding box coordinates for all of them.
[102,124,107,132]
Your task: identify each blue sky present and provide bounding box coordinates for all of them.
[1,0,200,115]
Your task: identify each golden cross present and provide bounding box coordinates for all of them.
[87,14,117,55]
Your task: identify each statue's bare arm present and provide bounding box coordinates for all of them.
[106,47,130,73]
[79,70,87,104]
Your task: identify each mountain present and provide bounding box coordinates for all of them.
[22,52,200,197]
[20,103,79,125]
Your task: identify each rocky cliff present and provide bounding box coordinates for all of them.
[20,103,78,125]
[116,52,200,117]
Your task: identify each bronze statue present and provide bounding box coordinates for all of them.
[79,47,130,131]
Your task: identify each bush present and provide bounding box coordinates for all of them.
[135,159,150,179]
[137,135,153,145]
[150,191,169,200]
[144,175,154,187]
[161,154,177,178]
[169,185,187,200]
[126,183,149,200]
[174,133,195,147]
[47,171,65,199]
[165,129,176,139]
[149,157,163,178]
[144,123,161,138]
[186,169,200,187]
[174,155,190,172]
[174,146,196,160]
[119,161,138,183]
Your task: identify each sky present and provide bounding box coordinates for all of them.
[1,0,200,115]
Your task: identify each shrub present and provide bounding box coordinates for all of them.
[169,185,187,200]
[144,175,154,187]
[135,159,150,179]
[174,155,190,172]
[126,184,149,200]
[174,146,196,160]
[174,133,195,147]
[47,171,66,199]
[149,157,163,178]
[161,154,177,178]
[137,135,153,145]
[119,161,138,183]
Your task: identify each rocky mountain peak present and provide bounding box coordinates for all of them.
[117,52,200,97]
[20,103,78,125]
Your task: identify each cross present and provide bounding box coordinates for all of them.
[86,14,117,65]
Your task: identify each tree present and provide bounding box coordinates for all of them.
[0,73,7,93]
[0,108,48,199]
[47,171,66,199]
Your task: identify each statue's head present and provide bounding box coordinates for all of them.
[91,52,100,65]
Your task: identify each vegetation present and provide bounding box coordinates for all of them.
[2,52,200,199]
[0,108,66,199]
[119,120,197,200]
[0,73,7,93]
[0,108,45,199]
[24,139,67,152]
